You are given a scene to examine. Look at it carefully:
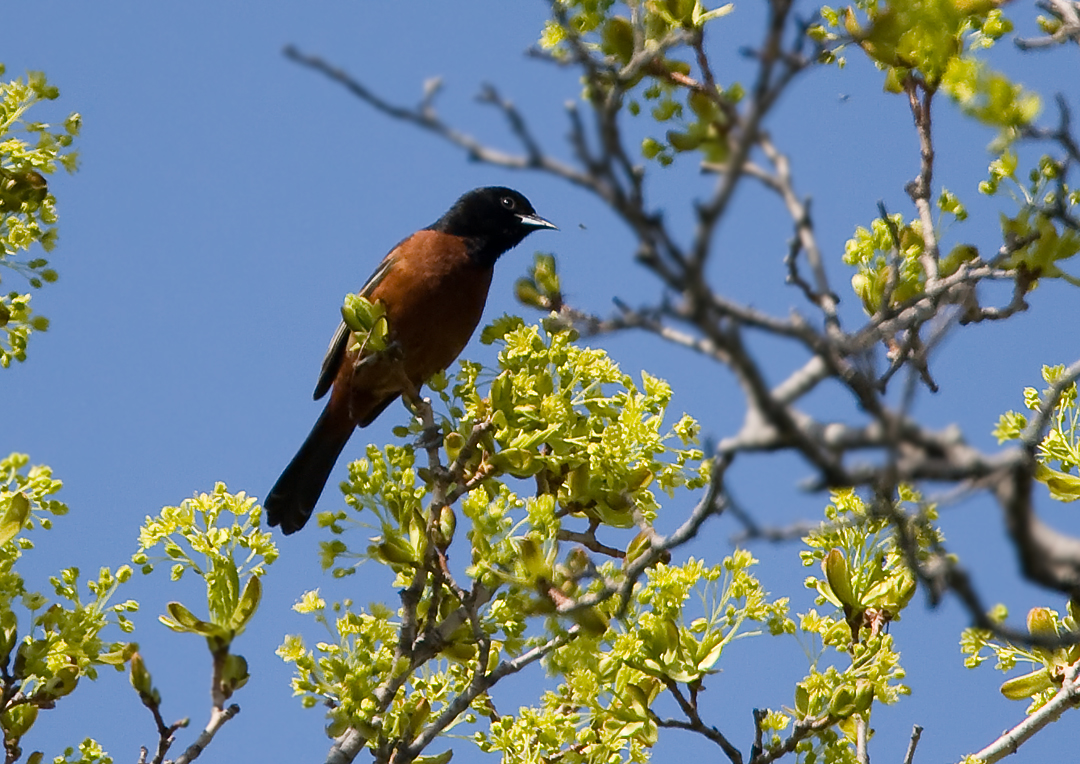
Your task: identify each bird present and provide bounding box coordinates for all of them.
[265,186,557,534]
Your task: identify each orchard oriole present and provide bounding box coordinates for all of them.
[266,186,556,534]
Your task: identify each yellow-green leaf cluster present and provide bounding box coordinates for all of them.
[0,455,135,754]
[998,207,1080,289]
[133,483,275,652]
[801,489,931,643]
[941,57,1039,144]
[515,253,561,311]
[993,365,1080,502]
[0,65,79,365]
[51,738,113,764]
[816,0,1015,90]
[279,597,472,747]
[843,211,977,314]
[976,152,1080,289]
[474,319,709,519]
[539,2,739,167]
[757,490,930,761]
[321,443,427,579]
[477,554,789,764]
[961,603,1080,713]
[341,293,390,354]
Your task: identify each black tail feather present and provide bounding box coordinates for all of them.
[265,406,354,534]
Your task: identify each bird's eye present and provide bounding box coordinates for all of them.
[501,196,516,210]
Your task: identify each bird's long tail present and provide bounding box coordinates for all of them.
[265,404,355,534]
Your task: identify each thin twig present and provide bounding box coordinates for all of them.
[903,77,939,284]
[902,724,923,764]
[655,680,743,764]
[172,705,241,764]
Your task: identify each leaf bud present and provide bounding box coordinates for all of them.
[853,680,874,713]
[220,653,249,698]
[130,652,154,697]
[42,665,79,699]
[828,683,857,718]
[823,549,857,608]
[0,704,37,739]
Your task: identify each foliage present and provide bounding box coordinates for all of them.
[542,1,742,168]
[476,554,789,764]
[812,0,1080,327]
[843,205,977,315]
[814,0,1017,94]
[962,366,1080,713]
[774,490,927,762]
[319,317,709,573]
[0,470,276,762]
[51,739,112,764]
[0,454,135,762]
[133,484,276,703]
[282,319,720,757]
[0,65,79,368]
[983,156,1080,288]
[11,0,1080,761]
[277,316,954,764]
[961,603,1080,713]
[993,364,1080,502]
[811,2,1078,324]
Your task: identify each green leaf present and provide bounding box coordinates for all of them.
[1000,668,1054,700]
[0,492,31,544]
[41,665,80,699]
[1026,607,1058,638]
[696,637,724,672]
[489,448,542,478]
[1036,465,1080,502]
[828,683,857,717]
[230,575,262,633]
[161,601,228,640]
[0,704,37,740]
[414,751,453,764]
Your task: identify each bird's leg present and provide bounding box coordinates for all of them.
[383,361,442,453]
[349,339,404,385]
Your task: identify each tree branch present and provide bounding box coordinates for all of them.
[966,661,1080,763]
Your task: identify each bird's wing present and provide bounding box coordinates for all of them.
[312,251,398,400]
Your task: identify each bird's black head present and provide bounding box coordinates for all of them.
[429,187,557,268]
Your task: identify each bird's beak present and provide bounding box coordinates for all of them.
[517,212,558,231]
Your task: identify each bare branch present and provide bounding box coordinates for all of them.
[476,83,544,166]
[172,705,240,764]
[902,724,924,764]
[902,78,940,283]
[687,0,808,283]
[759,133,841,326]
[282,45,596,190]
[653,679,743,764]
[750,715,836,764]
[556,528,625,558]
[1016,0,1080,49]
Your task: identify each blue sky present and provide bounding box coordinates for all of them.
[4,2,1080,762]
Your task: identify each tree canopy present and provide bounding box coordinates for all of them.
[3,1,1080,763]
